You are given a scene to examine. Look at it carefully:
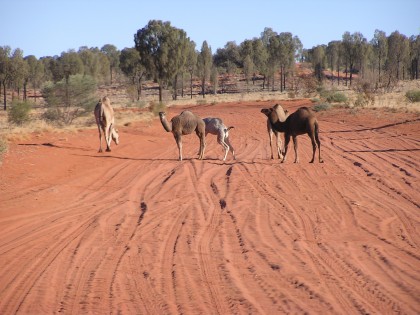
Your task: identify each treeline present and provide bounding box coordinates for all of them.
[1,19,419,111]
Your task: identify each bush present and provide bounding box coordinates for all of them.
[406,90,420,102]
[0,136,8,163]
[319,89,348,104]
[42,74,97,124]
[149,101,167,116]
[313,103,332,112]
[8,100,32,125]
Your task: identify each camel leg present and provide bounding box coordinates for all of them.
[309,133,317,163]
[199,133,206,160]
[225,136,235,160]
[282,134,291,163]
[293,136,299,163]
[105,123,112,152]
[267,121,274,159]
[275,131,283,159]
[97,125,103,153]
[174,133,182,161]
[315,123,323,163]
[217,133,230,161]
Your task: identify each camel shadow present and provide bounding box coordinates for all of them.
[18,143,92,151]
[327,118,420,133]
[344,148,420,153]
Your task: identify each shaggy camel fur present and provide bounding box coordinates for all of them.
[266,104,288,159]
[261,106,323,163]
[94,96,119,152]
[203,117,235,161]
[159,111,206,161]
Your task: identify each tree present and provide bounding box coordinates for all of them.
[119,47,145,100]
[42,74,96,124]
[210,65,218,95]
[185,41,197,99]
[311,45,326,81]
[10,48,26,100]
[101,44,120,84]
[386,31,409,83]
[409,35,420,80]
[78,46,100,79]
[0,46,12,110]
[24,55,43,102]
[197,40,212,98]
[342,32,367,85]
[243,55,254,91]
[134,20,189,102]
[371,30,388,83]
[326,41,341,84]
[251,38,268,89]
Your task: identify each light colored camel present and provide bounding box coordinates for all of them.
[203,117,235,161]
[261,106,323,163]
[159,111,206,161]
[266,104,288,159]
[94,96,119,152]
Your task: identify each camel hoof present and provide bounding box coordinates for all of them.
[320,159,324,163]
[106,148,111,152]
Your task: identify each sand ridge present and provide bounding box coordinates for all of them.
[0,100,419,314]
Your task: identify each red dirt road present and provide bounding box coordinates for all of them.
[1,100,419,314]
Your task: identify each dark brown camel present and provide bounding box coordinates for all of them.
[261,106,323,163]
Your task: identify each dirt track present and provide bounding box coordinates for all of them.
[1,100,419,314]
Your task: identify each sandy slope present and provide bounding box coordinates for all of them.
[0,100,419,314]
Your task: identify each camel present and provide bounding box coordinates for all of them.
[159,111,206,161]
[261,106,323,163]
[266,104,289,159]
[94,96,119,152]
[203,117,235,161]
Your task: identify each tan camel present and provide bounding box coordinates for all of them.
[159,111,206,161]
[203,117,235,161]
[261,106,323,163]
[94,96,119,152]
[266,104,289,159]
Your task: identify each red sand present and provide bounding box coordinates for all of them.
[1,100,419,314]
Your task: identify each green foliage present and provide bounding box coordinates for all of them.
[42,74,97,124]
[8,100,32,125]
[313,103,332,112]
[405,90,420,102]
[320,89,348,103]
[149,101,167,116]
[0,136,8,162]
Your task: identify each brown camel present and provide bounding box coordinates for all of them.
[261,106,323,163]
[94,96,119,152]
[266,104,289,159]
[159,111,206,161]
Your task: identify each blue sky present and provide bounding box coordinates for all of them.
[2,0,419,58]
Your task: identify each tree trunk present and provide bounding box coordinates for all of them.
[190,72,193,99]
[181,72,184,98]
[201,77,205,98]
[3,82,6,110]
[173,74,178,100]
[110,66,113,85]
[159,84,163,102]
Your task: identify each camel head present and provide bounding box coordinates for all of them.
[159,112,166,119]
[261,108,274,117]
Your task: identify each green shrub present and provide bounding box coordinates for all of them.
[42,74,97,124]
[149,101,167,116]
[326,91,347,103]
[0,136,8,163]
[313,103,332,112]
[8,100,32,125]
[405,90,420,102]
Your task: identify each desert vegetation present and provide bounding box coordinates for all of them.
[0,20,419,135]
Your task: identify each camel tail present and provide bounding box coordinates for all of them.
[314,121,320,141]
[227,126,234,131]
